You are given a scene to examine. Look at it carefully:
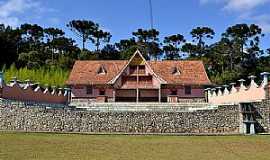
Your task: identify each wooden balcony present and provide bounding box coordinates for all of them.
[121,83,155,89]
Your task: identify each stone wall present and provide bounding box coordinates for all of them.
[253,99,270,133]
[0,104,240,134]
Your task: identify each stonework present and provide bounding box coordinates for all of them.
[0,104,240,134]
[253,100,270,133]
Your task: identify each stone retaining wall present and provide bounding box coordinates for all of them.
[254,99,270,133]
[0,104,240,134]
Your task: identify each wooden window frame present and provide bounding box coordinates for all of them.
[185,86,192,95]
[86,85,93,95]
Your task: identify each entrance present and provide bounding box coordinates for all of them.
[246,123,251,134]
[115,89,136,102]
[139,89,159,102]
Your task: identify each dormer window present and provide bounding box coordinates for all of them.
[172,67,181,75]
[97,65,107,75]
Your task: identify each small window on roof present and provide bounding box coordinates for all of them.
[97,65,107,75]
[172,66,181,75]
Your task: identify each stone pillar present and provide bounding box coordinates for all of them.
[64,88,71,104]
[113,89,116,102]
[0,71,4,88]
[205,88,211,102]
[158,85,161,103]
[240,123,247,134]
[261,72,270,99]
[250,123,255,134]
[261,72,270,87]
[0,72,3,98]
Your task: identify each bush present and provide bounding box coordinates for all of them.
[3,64,70,87]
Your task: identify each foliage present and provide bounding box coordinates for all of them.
[163,34,186,60]
[0,21,269,85]
[3,64,69,87]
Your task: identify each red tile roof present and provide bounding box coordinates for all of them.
[149,60,211,85]
[66,60,211,86]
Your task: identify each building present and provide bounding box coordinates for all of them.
[66,50,211,103]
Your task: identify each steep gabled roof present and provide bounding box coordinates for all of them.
[66,60,127,85]
[149,60,211,85]
[66,51,212,86]
[108,50,167,84]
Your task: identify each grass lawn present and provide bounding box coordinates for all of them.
[0,132,270,160]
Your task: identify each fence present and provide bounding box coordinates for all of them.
[0,72,70,105]
[206,72,270,105]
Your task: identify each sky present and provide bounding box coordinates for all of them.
[0,0,269,50]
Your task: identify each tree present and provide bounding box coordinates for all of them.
[44,28,65,63]
[18,51,44,68]
[0,24,22,67]
[163,34,186,60]
[221,24,264,75]
[98,44,120,60]
[222,24,264,61]
[190,26,215,57]
[181,43,199,58]
[115,38,136,52]
[20,24,44,49]
[91,29,111,52]
[67,20,98,50]
[132,28,161,59]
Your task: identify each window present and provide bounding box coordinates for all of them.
[86,85,93,95]
[138,65,145,74]
[171,89,177,95]
[99,89,105,95]
[172,67,181,75]
[185,86,192,95]
[97,65,107,75]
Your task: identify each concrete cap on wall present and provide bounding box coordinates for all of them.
[260,72,270,76]
[248,75,256,79]
[238,79,246,82]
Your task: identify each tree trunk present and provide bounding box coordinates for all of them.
[82,34,86,50]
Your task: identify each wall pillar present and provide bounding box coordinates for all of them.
[250,123,255,134]
[241,123,247,134]
[136,88,139,103]
[158,85,161,103]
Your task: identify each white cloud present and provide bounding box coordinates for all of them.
[200,0,270,33]
[200,0,270,11]
[0,0,41,27]
[224,0,269,11]
[242,14,270,33]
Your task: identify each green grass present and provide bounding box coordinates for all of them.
[0,133,270,160]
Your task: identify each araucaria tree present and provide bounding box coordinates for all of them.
[163,34,186,60]
[67,20,98,50]
[190,26,215,57]
[132,28,161,59]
